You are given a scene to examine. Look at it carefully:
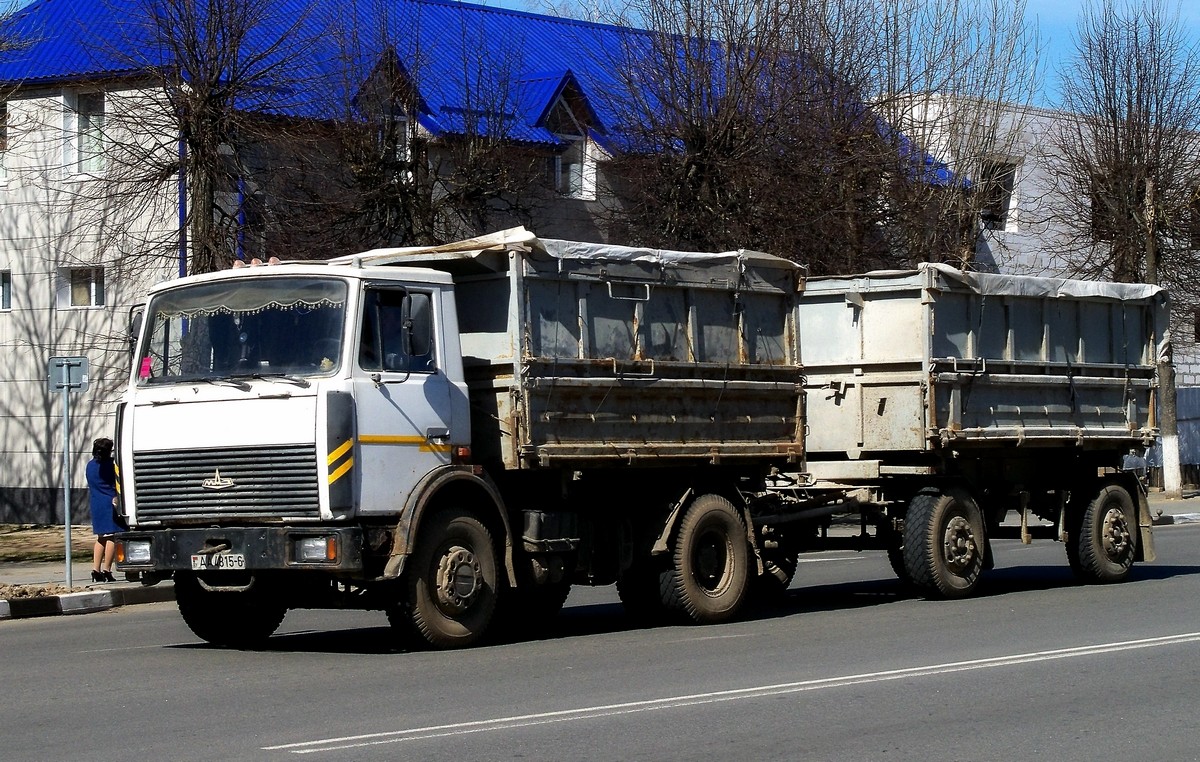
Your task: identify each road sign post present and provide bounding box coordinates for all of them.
[47,356,89,588]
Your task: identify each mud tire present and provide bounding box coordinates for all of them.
[660,494,750,623]
[401,510,498,649]
[1070,484,1137,583]
[903,489,986,598]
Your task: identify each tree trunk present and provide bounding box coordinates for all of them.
[1146,178,1183,497]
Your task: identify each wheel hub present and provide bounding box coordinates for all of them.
[435,545,482,614]
[694,528,731,594]
[1101,508,1132,559]
[942,516,977,573]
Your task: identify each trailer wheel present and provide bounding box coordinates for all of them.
[174,571,287,649]
[661,494,749,623]
[1069,484,1137,583]
[903,489,986,598]
[402,510,498,649]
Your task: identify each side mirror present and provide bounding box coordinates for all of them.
[127,305,144,354]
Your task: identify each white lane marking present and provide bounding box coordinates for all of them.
[77,643,169,654]
[264,631,1200,754]
[796,555,862,564]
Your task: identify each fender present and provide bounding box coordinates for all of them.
[1118,472,1156,563]
[651,487,765,576]
[382,465,516,584]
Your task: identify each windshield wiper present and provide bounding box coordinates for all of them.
[230,372,311,388]
[199,376,252,391]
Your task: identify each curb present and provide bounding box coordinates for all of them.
[1152,513,1200,526]
[0,583,175,621]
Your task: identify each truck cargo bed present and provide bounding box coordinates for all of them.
[443,239,806,469]
[799,264,1165,459]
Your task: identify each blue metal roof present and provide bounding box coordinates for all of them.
[0,0,958,182]
[0,0,631,147]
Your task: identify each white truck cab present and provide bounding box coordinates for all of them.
[117,264,473,601]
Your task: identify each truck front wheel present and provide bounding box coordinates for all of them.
[661,494,749,623]
[903,489,986,598]
[1068,484,1137,583]
[174,572,287,649]
[398,510,498,649]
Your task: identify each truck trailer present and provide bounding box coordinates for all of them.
[113,229,1165,649]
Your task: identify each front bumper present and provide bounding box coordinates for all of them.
[117,526,365,573]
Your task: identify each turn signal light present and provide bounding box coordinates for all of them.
[118,539,152,564]
[296,536,337,563]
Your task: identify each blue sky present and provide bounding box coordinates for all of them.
[1033,0,1200,106]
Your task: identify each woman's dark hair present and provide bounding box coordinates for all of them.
[92,437,114,459]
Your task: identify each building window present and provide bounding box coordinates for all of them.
[0,101,8,182]
[58,267,105,308]
[550,137,596,201]
[554,143,583,197]
[1,270,10,310]
[1190,186,1200,250]
[544,93,597,201]
[65,91,105,175]
[979,160,1017,231]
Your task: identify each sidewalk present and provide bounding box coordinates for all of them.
[1146,490,1200,525]
[0,559,174,621]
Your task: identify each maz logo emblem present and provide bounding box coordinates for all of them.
[202,469,235,491]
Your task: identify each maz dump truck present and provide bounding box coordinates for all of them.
[113,228,1166,649]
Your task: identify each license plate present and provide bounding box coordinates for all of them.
[191,553,247,571]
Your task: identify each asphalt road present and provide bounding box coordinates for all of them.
[4,525,1200,762]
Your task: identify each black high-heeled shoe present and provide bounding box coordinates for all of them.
[101,570,116,583]
[91,570,104,583]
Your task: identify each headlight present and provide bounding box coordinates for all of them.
[120,539,152,564]
[295,536,337,563]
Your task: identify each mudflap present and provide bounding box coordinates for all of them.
[1136,490,1156,563]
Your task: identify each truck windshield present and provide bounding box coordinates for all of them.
[136,277,347,385]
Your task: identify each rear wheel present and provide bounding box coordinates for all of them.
[1070,484,1137,583]
[661,494,750,623]
[400,510,498,649]
[903,489,986,598]
[174,571,287,649]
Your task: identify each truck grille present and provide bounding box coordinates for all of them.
[132,444,320,522]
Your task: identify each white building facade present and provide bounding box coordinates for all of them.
[1,85,178,522]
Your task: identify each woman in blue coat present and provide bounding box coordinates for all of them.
[87,437,120,583]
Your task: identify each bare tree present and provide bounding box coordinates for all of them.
[1047,0,1200,499]
[308,1,558,250]
[80,0,326,276]
[860,0,1041,269]
[592,0,1039,273]
[1049,0,1200,291]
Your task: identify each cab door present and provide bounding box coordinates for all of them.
[352,286,453,514]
